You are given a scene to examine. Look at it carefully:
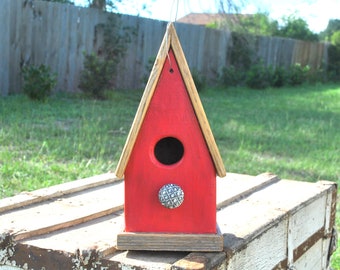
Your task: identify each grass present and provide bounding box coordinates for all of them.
[0,84,339,268]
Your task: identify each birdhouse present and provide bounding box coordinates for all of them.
[115,23,226,251]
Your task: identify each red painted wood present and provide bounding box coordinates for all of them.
[124,49,216,233]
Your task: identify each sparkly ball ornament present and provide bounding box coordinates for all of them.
[158,184,184,209]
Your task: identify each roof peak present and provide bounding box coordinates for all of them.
[115,23,226,178]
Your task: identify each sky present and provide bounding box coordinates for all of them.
[74,0,340,33]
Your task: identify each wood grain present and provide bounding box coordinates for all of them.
[168,23,226,177]
[117,232,223,252]
[0,173,119,213]
[0,172,337,269]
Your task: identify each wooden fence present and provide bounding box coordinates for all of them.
[0,0,329,96]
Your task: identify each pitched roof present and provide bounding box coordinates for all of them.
[115,23,226,178]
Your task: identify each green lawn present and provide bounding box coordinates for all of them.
[0,84,339,267]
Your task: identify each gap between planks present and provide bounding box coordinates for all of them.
[1,172,280,249]
[0,172,121,213]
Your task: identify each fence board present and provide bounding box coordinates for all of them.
[0,0,11,96]
[0,0,330,96]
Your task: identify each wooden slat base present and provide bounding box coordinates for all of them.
[117,232,223,252]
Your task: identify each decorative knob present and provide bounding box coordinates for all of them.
[158,184,184,209]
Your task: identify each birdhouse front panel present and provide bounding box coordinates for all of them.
[124,49,217,234]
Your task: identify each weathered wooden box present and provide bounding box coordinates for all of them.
[0,172,337,269]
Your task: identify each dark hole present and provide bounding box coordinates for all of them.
[169,68,174,73]
[154,137,184,165]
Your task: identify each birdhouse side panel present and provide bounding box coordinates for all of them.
[124,49,217,234]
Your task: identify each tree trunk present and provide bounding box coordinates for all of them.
[90,0,106,11]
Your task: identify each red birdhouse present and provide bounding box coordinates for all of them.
[116,23,226,251]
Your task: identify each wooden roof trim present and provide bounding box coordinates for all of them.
[115,23,226,178]
[114,24,171,178]
[168,24,226,177]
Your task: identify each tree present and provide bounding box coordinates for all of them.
[276,15,319,42]
[43,0,74,4]
[87,0,121,11]
[89,0,106,11]
[230,13,279,36]
[320,19,340,41]
[331,31,340,46]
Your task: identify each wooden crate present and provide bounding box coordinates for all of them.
[0,172,337,269]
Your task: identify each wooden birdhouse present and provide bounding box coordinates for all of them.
[115,23,226,251]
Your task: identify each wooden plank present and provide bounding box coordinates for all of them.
[105,250,187,269]
[217,179,333,249]
[0,0,10,96]
[0,172,336,269]
[225,218,288,270]
[287,191,327,265]
[216,172,280,209]
[21,213,124,255]
[117,232,223,252]
[289,194,327,247]
[8,0,21,95]
[217,179,336,270]
[293,239,323,270]
[0,173,119,213]
[0,180,124,241]
[172,252,226,270]
[293,227,325,262]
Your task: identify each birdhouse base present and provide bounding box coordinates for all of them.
[117,232,223,252]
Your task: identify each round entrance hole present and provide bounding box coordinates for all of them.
[154,137,184,165]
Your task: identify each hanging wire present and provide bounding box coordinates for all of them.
[166,0,180,70]
[170,0,180,22]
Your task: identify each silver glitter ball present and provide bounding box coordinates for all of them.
[158,183,184,209]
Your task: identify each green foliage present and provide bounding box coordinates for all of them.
[245,61,271,89]
[142,56,156,84]
[22,64,56,101]
[191,68,206,92]
[224,13,317,41]
[276,15,319,41]
[87,0,122,11]
[319,19,340,41]
[270,66,289,87]
[102,15,132,64]
[229,32,253,71]
[79,53,115,99]
[327,44,340,81]
[288,63,310,86]
[220,62,318,89]
[79,14,132,98]
[43,0,74,4]
[331,31,340,46]
[220,66,245,87]
[237,13,279,36]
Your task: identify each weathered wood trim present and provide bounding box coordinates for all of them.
[114,23,171,179]
[0,173,119,213]
[0,233,15,266]
[171,252,226,270]
[321,181,338,232]
[293,226,325,262]
[0,173,337,269]
[168,23,226,177]
[13,205,123,241]
[272,258,288,269]
[117,232,223,252]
